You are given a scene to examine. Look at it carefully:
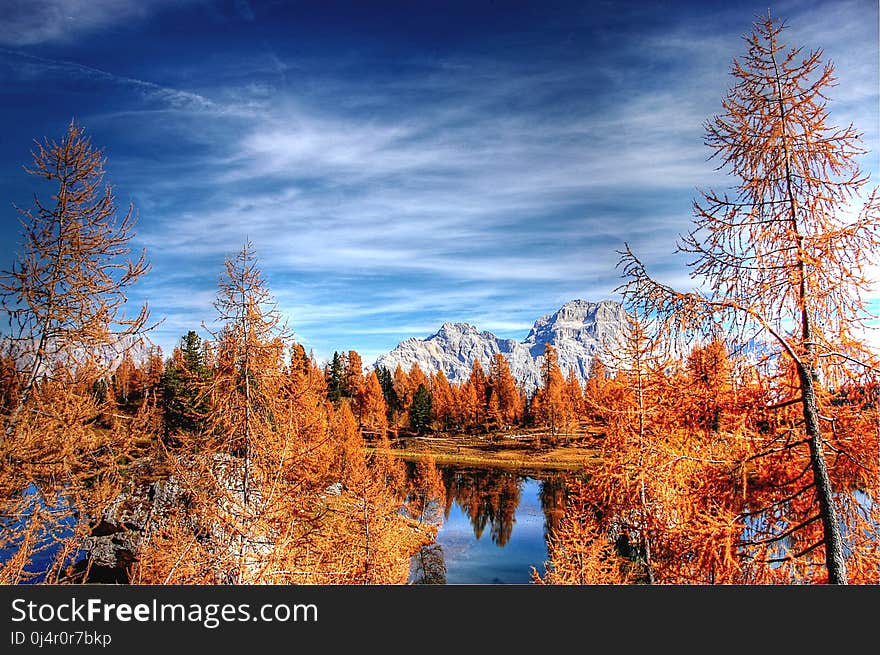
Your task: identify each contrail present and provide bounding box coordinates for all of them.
[0,47,214,111]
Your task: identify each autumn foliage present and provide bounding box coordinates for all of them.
[0,127,431,585]
[543,13,879,585]
[2,11,878,588]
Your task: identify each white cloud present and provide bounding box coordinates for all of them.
[1,49,215,112]
[14,0,873,360]
[0,0,197,47]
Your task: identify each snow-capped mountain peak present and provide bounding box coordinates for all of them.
[373,299,627,392]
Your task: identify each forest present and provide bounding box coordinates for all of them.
[0,14,877,585]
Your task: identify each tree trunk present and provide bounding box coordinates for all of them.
[362,492,371,584]
[798,364,848,584]
[770,41,848,584]
[636,354,655,585]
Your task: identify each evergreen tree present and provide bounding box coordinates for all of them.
[376,365,400,419]
[181,330,205,373]
[162,330,210,438]
[325,351,346,402]
[409,383,433,435]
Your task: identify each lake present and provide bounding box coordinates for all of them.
[408,466,572,584]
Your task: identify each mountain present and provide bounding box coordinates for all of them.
[372,299,628,393]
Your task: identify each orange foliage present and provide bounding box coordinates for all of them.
[358,370,389,439]
[616,13,879,584]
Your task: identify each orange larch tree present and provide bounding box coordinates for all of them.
[332,400,369,491]
[344,350,365,401]
[1,120,151,443]
[429,370,454,432]
[583,356,610,422]
[539,312,749,584]
[683,339,736,435]
[564,368,583,424]
[357,369,389,439]
[532,343,571,442]
[391,364,412,431]
[467,359,489,430]
[618,13,879,583]
[488,353,523,430]
[0,122,154,583]
[135,242,336,584]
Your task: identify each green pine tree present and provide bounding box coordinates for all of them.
[376,366,400,419]
[409,383,433,435]
[162,330,211,439]
[325,352,345,402]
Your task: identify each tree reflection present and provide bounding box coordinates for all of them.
[437,467,570,548]
[407,461,575,545]
[407,463,574,583]
[540,474,568,539]
[403,456,446,527]
[409,544,447,584]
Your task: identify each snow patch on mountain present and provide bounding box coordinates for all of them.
[372,299,628,393]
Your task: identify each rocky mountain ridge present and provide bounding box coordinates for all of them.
[373,299,628,393]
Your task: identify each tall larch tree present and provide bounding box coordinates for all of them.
[1,120,150,443]
[0,121,152,582]
[331,400,368,490]
[564,368,583,423]
[391,364,412,430]
[145,242,328,583]
[407,364,429,402]
[488,353,523,429]
[429,370,454,432]
[540,313,750,584]
[619,13,879,583]
[467,359,489,430]
[358,370,389,439]
[144,345,165,399]
[533,344,570,441]
[684,339,736,434]
[344,350,365,401]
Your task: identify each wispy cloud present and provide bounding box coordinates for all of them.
[0,48,214,111]
[0,0,196,47]
[2,0,876,364]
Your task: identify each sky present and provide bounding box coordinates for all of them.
[0,0,877,365]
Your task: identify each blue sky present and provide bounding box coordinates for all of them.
[1,0,877,365]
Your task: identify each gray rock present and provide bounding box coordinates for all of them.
[373,299,627,393]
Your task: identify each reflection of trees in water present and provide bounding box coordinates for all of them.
[410,544,447,584]
[408,464,576,583]
[402,458,447,527]
[439,467,538,547]
[407,463,574,550]
[540,475,568,539]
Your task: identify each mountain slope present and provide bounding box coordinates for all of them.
[372,299,627,392]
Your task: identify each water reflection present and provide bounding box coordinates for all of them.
[409,544,447,585]
[442,467,522,547]
[407,465,574,584]
[539,476,567,539]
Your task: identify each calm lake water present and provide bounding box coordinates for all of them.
[409,466,572,584]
